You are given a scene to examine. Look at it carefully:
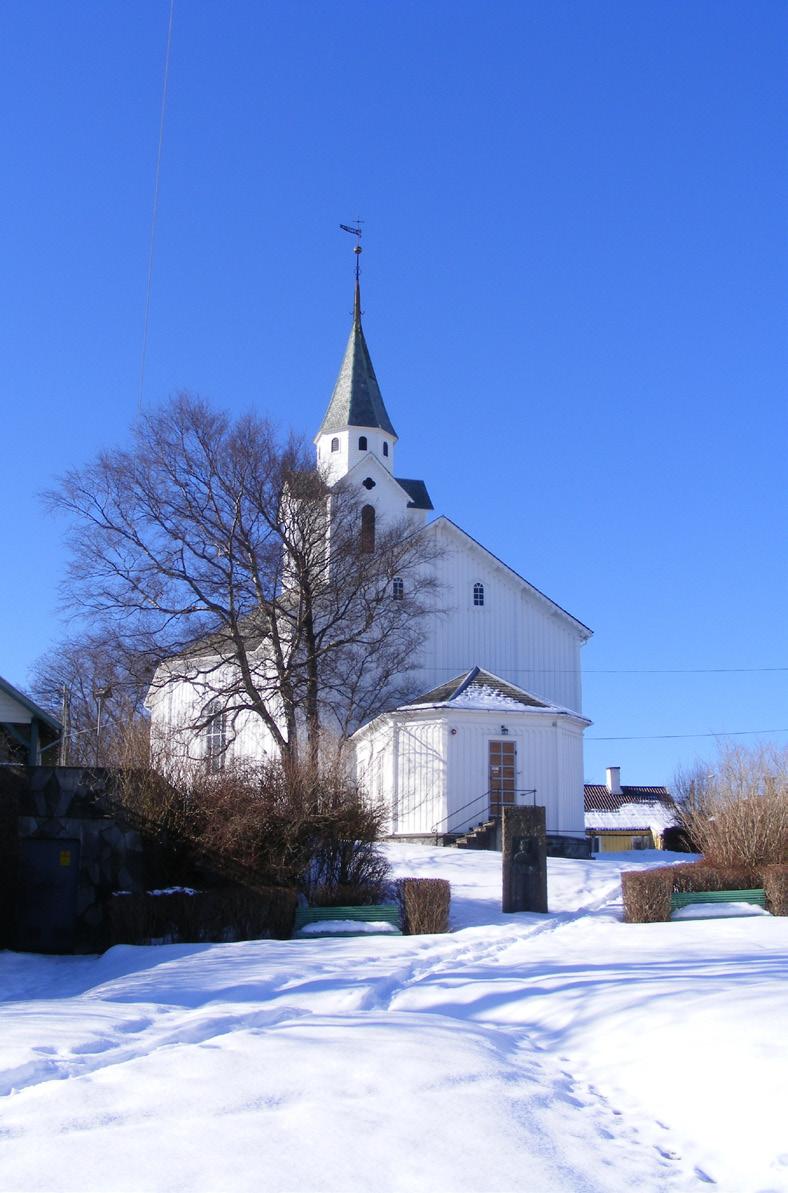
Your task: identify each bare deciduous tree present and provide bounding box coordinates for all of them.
[30,631,153,766]
[45,395,440,767]
[677,742,788,869]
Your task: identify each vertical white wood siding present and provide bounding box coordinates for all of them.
[356,708,586,839]
[412,521,586,714]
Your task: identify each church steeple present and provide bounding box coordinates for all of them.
[315,242,398,481]
[316,277,397,440]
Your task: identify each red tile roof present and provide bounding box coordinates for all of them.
[583,785,672,813]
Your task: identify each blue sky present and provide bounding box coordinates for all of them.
[1,0,785,785]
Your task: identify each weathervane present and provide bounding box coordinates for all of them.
[340,220,364,284]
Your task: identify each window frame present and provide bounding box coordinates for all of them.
[473,582,485,607]
[204,700,227,774]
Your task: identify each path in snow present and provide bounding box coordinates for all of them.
[0,847,786,1193]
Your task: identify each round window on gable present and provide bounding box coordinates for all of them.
[362,477,376,490]
[330,437,340,453]
[359,435,368,451]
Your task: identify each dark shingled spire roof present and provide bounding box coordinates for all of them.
[317,281,397,438]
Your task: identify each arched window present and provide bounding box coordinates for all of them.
[204,700,227,774]
[358,435,368,451]
[473,582,485,607]
[382,441,389,457]
[392,577,404,600]
[361,504,376,553]
[330,437,340,453]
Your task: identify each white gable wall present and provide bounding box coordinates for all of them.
[412,522,585,713]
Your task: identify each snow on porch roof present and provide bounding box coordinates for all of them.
[401,666,586,718]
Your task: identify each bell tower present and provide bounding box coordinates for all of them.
[315,233,398,484]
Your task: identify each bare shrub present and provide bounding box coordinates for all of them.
[620,869,673,923]
[678,744,788,870]
[762,864,788,916]
[395,877,451,934]
[113,757,389,905]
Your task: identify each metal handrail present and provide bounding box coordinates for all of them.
[432,788,537,840]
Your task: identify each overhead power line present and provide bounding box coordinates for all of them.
[421,666,787,676]
[588,728,788,742]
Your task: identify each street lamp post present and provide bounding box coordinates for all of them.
[93,684,113,766]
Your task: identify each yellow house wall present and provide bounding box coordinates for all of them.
[595,830,656,852]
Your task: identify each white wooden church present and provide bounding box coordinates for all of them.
[148,271,592,841]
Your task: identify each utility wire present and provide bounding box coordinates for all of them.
[588,728,788,742]
[138,0,175,411]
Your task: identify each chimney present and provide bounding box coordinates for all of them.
[606,766,622,796]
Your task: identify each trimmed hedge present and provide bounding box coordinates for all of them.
[621,868,673,924]
[107,884,297,945]
[763,864,788,916]
[668,863,762,893]
[622,859,787,923]
[395,877,451,935]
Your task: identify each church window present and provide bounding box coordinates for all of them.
[330,437,340,453]
[392,577,404,600]
[204,700,227,774]
[359,435,368,451]
[473,582,485,607]
[362,477,376,490]
[383,442,389,457]
[361,504,376,553]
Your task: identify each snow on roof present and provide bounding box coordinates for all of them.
[585,801,679,833]
[401,666,587,720]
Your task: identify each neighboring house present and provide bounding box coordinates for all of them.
[148,272,593,840]
[584,767,679,852]
[0,674,60,765]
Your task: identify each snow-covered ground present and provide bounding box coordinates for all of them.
[1,846,786,1193]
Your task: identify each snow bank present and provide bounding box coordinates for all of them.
[0,847,786,1193]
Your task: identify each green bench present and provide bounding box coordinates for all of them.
[293,904,402,939]
[670,888,767,919]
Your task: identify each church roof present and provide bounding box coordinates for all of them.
[316,282,397,439]
[402,666,585,718]
[395,478,434,511]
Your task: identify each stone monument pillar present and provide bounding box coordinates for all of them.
[502,805,548,913]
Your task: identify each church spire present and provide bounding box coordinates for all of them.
[315,230,397,441]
